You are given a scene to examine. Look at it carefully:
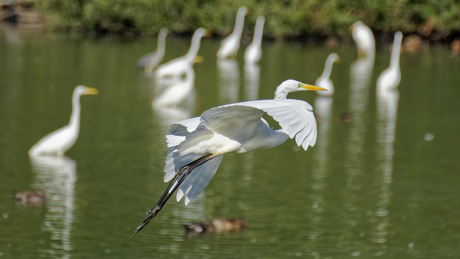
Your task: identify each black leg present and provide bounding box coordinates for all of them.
[133,153,216,235]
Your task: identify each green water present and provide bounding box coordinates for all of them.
[1,25,460,258]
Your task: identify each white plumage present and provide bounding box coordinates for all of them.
[217,7,247,59]
[315,53,340,96]
[136,28,169,73]
[153,66,195,108]
[134,79,326,234]
[351,21,375,58]
[29,85,98,157]
[155,28,211,78]
[244,16,265,65]
[377,31,403,94]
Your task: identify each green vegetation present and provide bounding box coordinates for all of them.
[36,0,460,40]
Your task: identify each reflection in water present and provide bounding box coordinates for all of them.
[152,67,196,128]
[308,96,333,244]
[350,56,374,115]
[154,106,193,129]
[153,66,195,108]
[244,64,260,100]
[171,194,207,226]
[30,156,76,258]
[372,88,399,248]
[340,55,374,248]
[3,24,21,44]
[218,59,239,103]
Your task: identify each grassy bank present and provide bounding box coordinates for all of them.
[36,0,460,42]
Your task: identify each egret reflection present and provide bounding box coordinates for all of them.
[371,86,399,246]
[244,63,260,100]
[308,95,333,243]
[154,106,193,129]
[338,52,375,244]
[30,155,76,257]
[218,59,240,103]
[153,66,195,108]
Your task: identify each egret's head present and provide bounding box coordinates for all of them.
[159,28,169,36]
[238,6,248,16]
[349,21,363,32]
[203,29,213,37]
[274,80,326,99]
[195,28,213,38]
[329,53,341,64]
[74,85,98,96]
[84,87,99,95]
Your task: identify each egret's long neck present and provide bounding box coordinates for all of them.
[390,35,402,69]
[232,11,246,39]
[69,92,82,129]
[185,34,203,61]
[185,69,195,85]
[321,57,334,79]
[157,33,167,56]
[252,20,264,46]
[274,88,289,100]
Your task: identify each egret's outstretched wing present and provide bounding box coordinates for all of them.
[200,105,265,143]
[166,117,201,148]
[164,117,203,181]
[165,115,223,205]
[214,99,318,150]
[176,154,224,205]
[163,149,224,205]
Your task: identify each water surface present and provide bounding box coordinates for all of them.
[1,25,460,258]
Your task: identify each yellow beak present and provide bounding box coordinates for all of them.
[85,87,99,95]
[204,29,213,37]
[349,24,355,32]
[194,55,204,63]
[336,56,342,64]
[302,84,327,91]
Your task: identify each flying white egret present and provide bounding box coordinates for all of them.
[350,21,375,58]
[153,66,195,108]
[244,16,265,65]
[155,28,211,78]
[315,53,340,96]
[136,28,169,73]
[28,86,98,157]
[377,31,403,94]
[134,79,327,234]
[217,6,247,59]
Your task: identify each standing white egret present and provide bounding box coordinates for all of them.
[28,86,98,157]
[153,66,195,108]
[134,79,327,234]
[136,28,169,73]
[155,28,211,78]
[315,53,340,96]
[244,16,265,65]
[217,7,247,59]
[350,21,375,58]
[376,31,403,94]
